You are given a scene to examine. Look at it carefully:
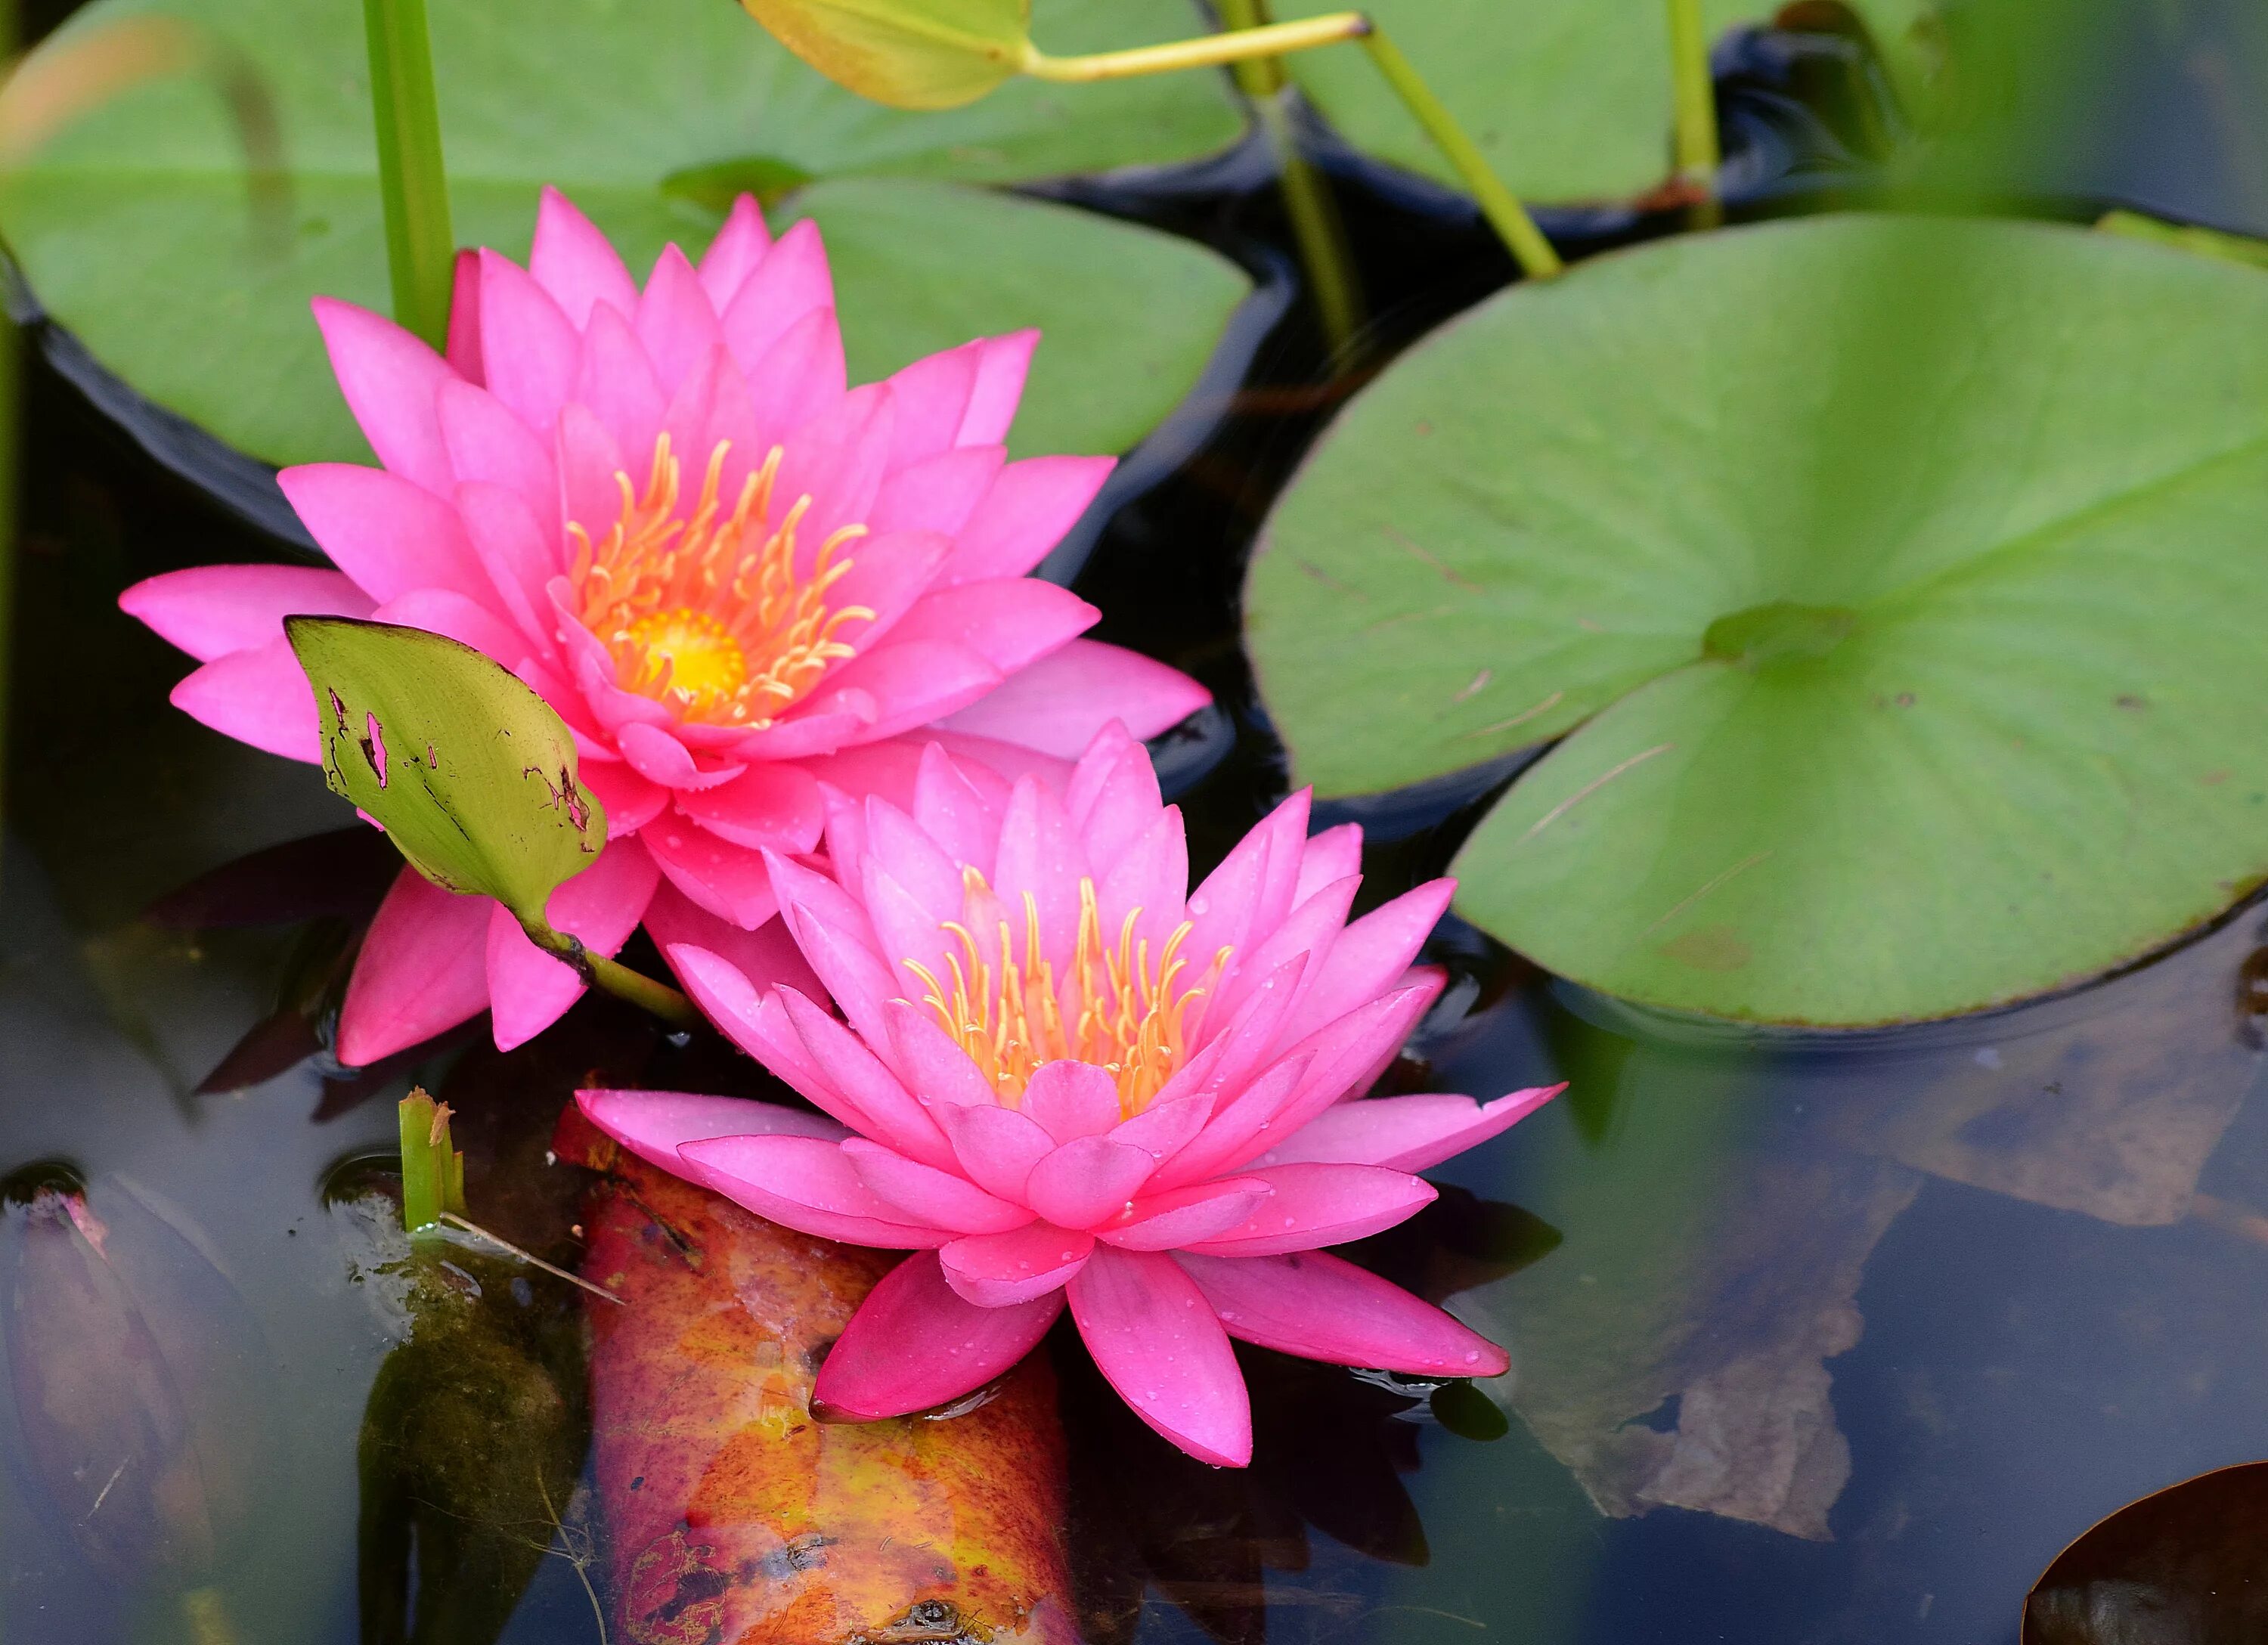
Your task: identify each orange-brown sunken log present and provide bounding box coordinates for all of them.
[559,1107,1083,1645]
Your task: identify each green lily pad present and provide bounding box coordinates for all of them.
[287,616,605,927]
[0,0,1247,469]
[1248,215,2268,1024]
[1270,0,1926,205]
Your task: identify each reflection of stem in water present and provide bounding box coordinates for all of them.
[181,1588,242,1645]
[535,1470,609,1645]
[1213,0,1365,364]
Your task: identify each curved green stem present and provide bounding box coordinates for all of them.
[1214,0,1365,360]
[1023,14,1560,280]
[361,0,454,346]
[1666,0,1721,199]
[525,919,702,1029]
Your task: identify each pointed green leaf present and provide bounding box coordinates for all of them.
[286,617,604,927]
[398,1089,467,1233]
[1249,215,2268,1024]
[741,0,1030,109]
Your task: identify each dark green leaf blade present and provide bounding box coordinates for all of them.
[287,617,605,927]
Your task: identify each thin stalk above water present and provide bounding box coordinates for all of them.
[1023,13,1563,281]
[1666,0,1721,200]
[361,0,454,346]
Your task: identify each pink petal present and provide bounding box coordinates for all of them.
[644,882,824,1003]
[309,296,454,494]
[778,900,897,1049]
[676,762,826,852]
[779,987,956,1167]
[1064,720,1163,866]
[369,587,528,664]
[172,637,319,761]
[812,1252,1061,1420]
[572,301,666,460]
[870,444,1005,537]
[278,463,483,605]
[336,868,491,1066]
[940,456,1111,586]
[665,945,854,1119]
[697,194,773,311]
[478,248,581,432]
[1295,822,1364,906]
[991,775,1086,965]
[677,1134,953,1248]
[1194,789,1311,962]
[445,249,483,382]
[882,999,1002,1111]
[576,1087,845,1174]
[722,708,870,762]
[883,580,1098,677]
[438,377,556,510]
[1176,1250,1510,1377]
[934,1101,1056,1202]
[940,1224,1093,1306]
[719,218,834,375]
[961,330,1036,448]
[1256,1085,1566,1172]
[1095,809,1188,963]
[744,304,846,446]
[939,640,1210,759]
[644,822,778,930]
[1268,984,1439,1138]
[121,565,373,663]
[451,480,558,652]
[842,1138,1033,1235]
[1150,1050,1313,1190]
[1023,1060,1123,1144]
[859,863,957,1006]
[881,339,981,467]
[1182,1163,1434,1257]
[1067,1247,1251,1467]
[910,740,1003,877]
[616,721,742,791]
[772,382,894,544]
[637,244,727,396]
[1106,1091,1216,1169]
[1171,953,1309,1107]
[1281,879,1454,1046]
[483,836,659,1051]
[824,530,954,654]
[1097,1179,1270,1252]
[581,759,668,838]
[1024,1135,1157,1231]
[1211,872,1358,1028]
[528,185,639,330]
[820,639,1004,743]
[556,401,628,552]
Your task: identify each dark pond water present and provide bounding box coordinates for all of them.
[7,3,2268,1640]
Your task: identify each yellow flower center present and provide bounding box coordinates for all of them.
[569,435,875,726]
[903,870,1232,1117]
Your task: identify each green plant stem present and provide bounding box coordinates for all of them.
[1215,0,1365,361]
[361,0,453,346]
[526,919,702,1029]
[1665,0,1719,191]
[1024,14,1561,280]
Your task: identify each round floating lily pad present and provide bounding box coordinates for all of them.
[1272,0,1926,204]
[0,0,1246,469]
[1249,215,2268,1024]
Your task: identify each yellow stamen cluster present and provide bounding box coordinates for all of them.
[569,435,875,725]
[904,871,1230,1117]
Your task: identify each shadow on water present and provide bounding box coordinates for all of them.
[6,1,2268,1640]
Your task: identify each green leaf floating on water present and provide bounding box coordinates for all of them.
[0,0,1246,469]
[1269,0,1927,205]
[1247,215,2268,1025]
[286,617,604,928]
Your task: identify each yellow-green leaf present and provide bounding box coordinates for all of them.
[284,618,604,928]
[740,0,1031,109]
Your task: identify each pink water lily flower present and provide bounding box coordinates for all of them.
[120,188,1207,1063]
[578,724,1560,1467]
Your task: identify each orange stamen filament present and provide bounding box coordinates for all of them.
[903,871,1231,1117]
[568,435,875,726]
